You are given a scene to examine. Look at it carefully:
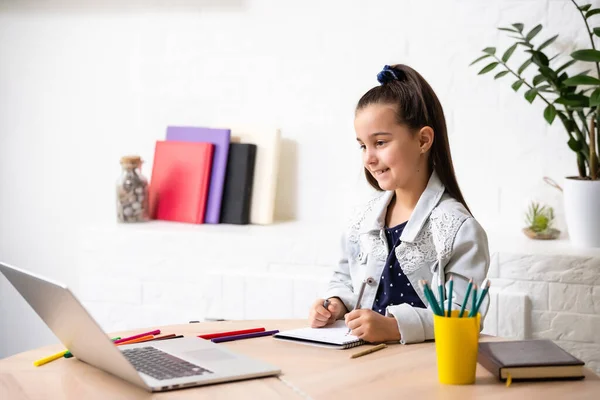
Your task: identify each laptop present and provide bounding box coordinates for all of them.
[0,262,280,392]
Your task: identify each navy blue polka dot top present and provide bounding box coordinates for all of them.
[372,221,426,315]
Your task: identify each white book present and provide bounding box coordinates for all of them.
[229,127,281,225]
[274,321,365,349]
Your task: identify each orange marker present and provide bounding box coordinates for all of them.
[116,335,154,346]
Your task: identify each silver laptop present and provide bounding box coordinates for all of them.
[0,262,280,392]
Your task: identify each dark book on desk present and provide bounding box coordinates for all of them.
[220,143,257,225]
[478,340,585,381]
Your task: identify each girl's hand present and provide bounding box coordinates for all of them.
[308,297,347,328]
[345,309,401,343]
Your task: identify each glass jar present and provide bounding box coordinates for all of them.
[116,155,149,223]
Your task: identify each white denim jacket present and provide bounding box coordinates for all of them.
[323,172,490,344]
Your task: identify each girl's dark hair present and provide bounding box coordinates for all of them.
[356,64,471,214]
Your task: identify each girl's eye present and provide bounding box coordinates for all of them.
[359,144,366,150]
[376,140,385,147]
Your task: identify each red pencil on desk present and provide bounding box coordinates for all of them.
[198,328,265,340]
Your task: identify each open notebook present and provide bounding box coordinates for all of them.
[273,321,364,349]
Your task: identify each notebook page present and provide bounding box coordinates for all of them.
[276,321,360,345]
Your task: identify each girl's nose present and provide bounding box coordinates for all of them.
[364,149,377,165]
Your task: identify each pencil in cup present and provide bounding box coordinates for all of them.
[419,280,443,316]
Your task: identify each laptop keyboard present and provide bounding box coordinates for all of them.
[121,346,213,381]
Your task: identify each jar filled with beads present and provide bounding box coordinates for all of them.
[116,155,149,223]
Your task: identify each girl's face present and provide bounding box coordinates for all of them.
[354,103,425,191]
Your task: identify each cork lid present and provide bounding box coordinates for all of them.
[120,155,142,167]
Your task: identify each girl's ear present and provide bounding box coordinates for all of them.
[418,126,434,154]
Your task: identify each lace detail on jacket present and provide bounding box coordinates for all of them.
[368,232,388,262]
[347,193,386,245]
[430,209,467,260]
[395,210,467,274]
[395,220,437,274]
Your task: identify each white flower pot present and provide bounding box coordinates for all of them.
[563,177,600,247]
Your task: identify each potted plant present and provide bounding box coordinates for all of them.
[523,201,560,240]
[471,0,600,247]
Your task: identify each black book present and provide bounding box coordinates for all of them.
[220,143,257,225]
[478,340,585,382]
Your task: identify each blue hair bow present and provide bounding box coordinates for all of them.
[377,65,401,84]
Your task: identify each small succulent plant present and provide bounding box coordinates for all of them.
[525,201,555,233]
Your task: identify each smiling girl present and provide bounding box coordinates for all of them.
[308,64,490,344]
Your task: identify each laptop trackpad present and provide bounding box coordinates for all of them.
[183,348,235,363]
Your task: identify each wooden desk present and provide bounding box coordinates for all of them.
[1,320,598,399]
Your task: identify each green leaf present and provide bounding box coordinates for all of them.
[524,88,538,103]
[526,24,543,41]
[518,59,533,74]
[478,62,499,75]
[529,51,549,67]
[482,47,496,55]
[544,104,557,124]
[590,88,600,106]
[555,94,591,107]
[494,70,509,79]
[594,28,600,37]
[539,66,558,82]
[586,9,600,18]
[517,41,533,48]
[563,75,600,86]
[579,4,592,12]
[498,27,518,33]
[571,49,600,62]
[512,79,525,91]
[556,59,577,74]
[470,54,491,66]
[568,138,583,152]
[512,23,524,33]
[533,74,547,86]
[537,84,553,92]
[502,43,518,62]
[537,35,558,51]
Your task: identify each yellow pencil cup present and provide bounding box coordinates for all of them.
[433,310,480,385]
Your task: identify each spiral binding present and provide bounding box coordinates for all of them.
[343,339,365,349]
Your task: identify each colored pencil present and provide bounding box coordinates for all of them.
[116,335,154,346]
[459,279,473,318]
[350,343,387,359]
[198,328,265,340]
[211,330,279,343]
[113,329,160,345]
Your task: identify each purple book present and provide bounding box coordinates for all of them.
[166,126,231,224]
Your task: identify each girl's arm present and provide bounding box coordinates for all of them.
[386,217,490,344]
[322,232,356,314]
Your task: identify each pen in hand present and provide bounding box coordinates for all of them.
[346,277,374,334]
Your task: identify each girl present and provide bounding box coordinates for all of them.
[308,64,490,344]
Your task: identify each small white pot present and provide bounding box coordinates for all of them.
[563,177,600,247]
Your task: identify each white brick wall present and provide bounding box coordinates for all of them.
[77,222,335,327]
[78,222,600,375]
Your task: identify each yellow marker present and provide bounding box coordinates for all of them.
[350,343,387,359]
[506,373,512,387]
[34,350,68,367]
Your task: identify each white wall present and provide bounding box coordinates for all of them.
[0,0,592,358]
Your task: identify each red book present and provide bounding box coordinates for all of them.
[149,141,214,224]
